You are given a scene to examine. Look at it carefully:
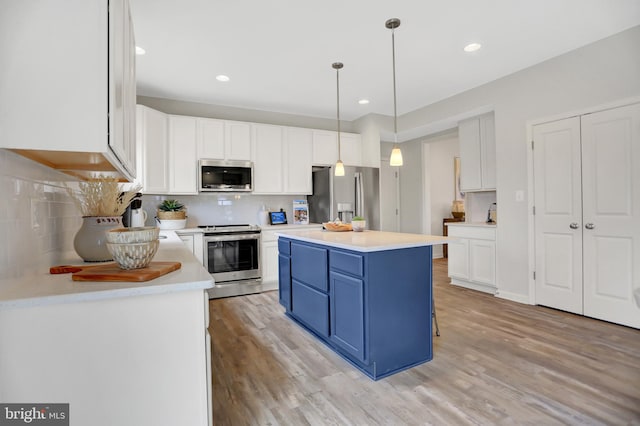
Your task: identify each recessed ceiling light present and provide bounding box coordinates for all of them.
[358,99,370,105]
[463,43,482,53]
[135,46,146,55]
[216,75,230,82]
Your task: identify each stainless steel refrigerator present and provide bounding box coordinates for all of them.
[308,165,380,230]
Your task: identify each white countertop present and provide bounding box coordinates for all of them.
[0,231,213,309]
[445,221,497,227]
[276,229,448,252]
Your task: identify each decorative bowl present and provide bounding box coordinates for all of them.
[156,218,187,230]
[106,240,159,270]
[106,226,159,244]
[351,220,366,232]
[323,222,352,232]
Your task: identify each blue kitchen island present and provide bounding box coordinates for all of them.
[277,229,447,380]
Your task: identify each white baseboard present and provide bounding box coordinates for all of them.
[495,290,531,305]
[450,278,497,295]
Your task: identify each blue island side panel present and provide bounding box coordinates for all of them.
[367,245,433,377]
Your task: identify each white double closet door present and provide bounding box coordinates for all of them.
[533,103,640,329]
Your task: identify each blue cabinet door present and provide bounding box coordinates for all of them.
[330,271,366,362]
[278,253,291,310]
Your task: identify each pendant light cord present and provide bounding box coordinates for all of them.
[391,25,398,141]
[333,62,343,159]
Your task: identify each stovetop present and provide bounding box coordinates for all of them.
[197,224,261,233]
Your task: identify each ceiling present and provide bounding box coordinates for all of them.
[129,0,640,122]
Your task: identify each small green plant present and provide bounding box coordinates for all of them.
[353,216,365,221]
[158,199,185,212]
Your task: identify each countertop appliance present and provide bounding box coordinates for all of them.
[199,159,253,192]
[121,192,143,227]
[200,224,262,298]
[308,165,380,229]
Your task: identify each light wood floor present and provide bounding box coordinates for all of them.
[208,259,640,425]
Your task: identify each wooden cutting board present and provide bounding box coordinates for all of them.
[50,261,182,282]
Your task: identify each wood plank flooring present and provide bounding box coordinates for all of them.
[208,259,640,425]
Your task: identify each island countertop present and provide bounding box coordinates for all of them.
[0,231,213,309]
[276,229,448,252]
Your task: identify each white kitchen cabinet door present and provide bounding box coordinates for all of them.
[252,124,284,194]
[340,133,363,166]
[447,238,470,281]
[262,241,279,283]
[0,0,136,181]
[313,130,339,165]
[197,118,225,159]
[285,127,313,194]
[459,113,496,192]
[168,115,198,194]
[479,114,496,189]
[469,240,496,286]
[225,121,252,161]
[137,105,169,194]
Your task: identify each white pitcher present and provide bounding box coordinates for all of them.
[130,209,147,227]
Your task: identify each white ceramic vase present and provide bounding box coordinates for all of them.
[74,216,123,262]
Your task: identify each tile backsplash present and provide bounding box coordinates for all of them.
[0,150,81,280]
[141,193,306,227]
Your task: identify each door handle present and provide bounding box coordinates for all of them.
[585,223,595,230]
[569,223,579,229]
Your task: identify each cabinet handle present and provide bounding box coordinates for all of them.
[569,223,579,229]
[585,223,595,230]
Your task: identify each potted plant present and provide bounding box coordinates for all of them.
[156,199,187,229]
[65,176,142,261]
[351,216,366,232]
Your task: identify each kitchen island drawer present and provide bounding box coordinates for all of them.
[278,238,291,255]
[330,250,364,277]
[291,279,329,338]
[291,242,328,291]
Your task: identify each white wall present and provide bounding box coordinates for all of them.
[380,25,640,302]
[424,132,460,258]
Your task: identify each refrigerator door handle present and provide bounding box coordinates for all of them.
[355,172,364,218]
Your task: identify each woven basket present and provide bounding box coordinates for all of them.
[157,210,186,220]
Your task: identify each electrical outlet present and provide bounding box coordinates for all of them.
[515,190,524,202]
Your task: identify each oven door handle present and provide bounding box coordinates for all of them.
[204,233,260,243]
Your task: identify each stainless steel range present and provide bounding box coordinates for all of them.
[200,224,263,298]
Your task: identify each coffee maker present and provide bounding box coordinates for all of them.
[122,193,146,227]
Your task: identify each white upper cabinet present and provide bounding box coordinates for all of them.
[252,124,285,194]
[340,133,363,166]
[197,118,225,160]
[136,105,169,193]
[459,113,496,192]
[168,115,198,194]
[0,0,137,181]
[284,128,313,194]
[312,130,339,165]
[225,121,252,161]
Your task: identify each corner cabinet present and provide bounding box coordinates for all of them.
[136,105,169,193]
[447,224,497,294]
[278,237,433,380]
[0,0,137,181]
[459,113,496,192]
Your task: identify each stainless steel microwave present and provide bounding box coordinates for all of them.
[199,159,253,192]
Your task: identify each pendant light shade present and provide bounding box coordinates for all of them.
[390,147,403,166]
[333,62,345,177]
[386,18,403,167]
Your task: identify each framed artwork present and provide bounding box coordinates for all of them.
[454,157,465,201]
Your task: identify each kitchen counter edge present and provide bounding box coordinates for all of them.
[276,229,448,252]
[0,231,213,309]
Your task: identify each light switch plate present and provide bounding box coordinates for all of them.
[515,190,524,202]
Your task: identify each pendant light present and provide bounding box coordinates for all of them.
[333,62,345,176]
[386,18,404,167]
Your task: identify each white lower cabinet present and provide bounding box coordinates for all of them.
[177,232,204,265]
[447,224,497,294]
